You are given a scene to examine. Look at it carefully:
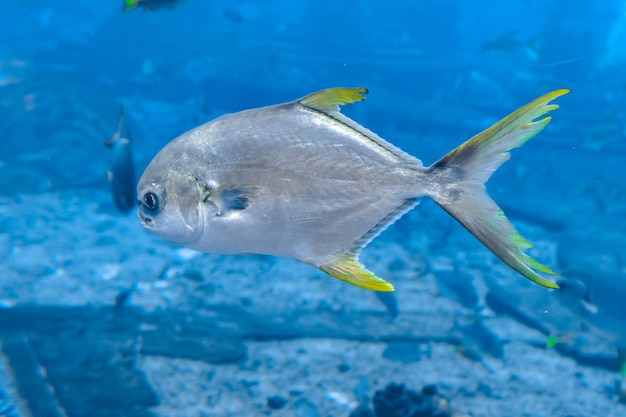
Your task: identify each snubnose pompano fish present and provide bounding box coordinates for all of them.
[137,87,569,291]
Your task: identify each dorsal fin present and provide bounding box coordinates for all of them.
[297,87,423,169]
[299,87,368,115]
[105,104,125,148]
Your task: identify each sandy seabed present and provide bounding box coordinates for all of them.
[0,189,624,417]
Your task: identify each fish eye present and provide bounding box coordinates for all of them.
[143,192,159,212]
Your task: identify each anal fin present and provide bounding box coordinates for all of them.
[319,253,394,292]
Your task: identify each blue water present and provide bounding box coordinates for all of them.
[1,1,625,416]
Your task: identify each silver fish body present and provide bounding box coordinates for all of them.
[137,87,568,291]
[141,104,421,260]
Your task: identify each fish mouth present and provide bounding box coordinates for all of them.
[137,210,153,228]
[135,200,204,244]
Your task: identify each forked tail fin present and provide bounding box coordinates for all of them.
[427,89,569,288]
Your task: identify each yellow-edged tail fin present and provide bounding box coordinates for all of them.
[427,90,569,289]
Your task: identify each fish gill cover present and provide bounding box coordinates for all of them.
[0,1,625,416]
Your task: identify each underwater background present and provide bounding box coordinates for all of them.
[1,0,626,416]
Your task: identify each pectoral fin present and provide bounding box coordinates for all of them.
[319,253,394,292]
[205,185,260,216]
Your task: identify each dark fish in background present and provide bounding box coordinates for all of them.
[122,0,191,12]
[105,105,136,213]
[579,111,625,151]
[480,30,543,61]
